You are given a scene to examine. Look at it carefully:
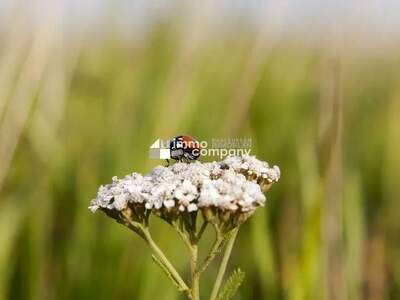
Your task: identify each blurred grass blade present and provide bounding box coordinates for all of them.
[250,209,277,298]
[343,173,364,300]
[0,200,24,300]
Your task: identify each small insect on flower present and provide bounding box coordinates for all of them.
[168,135,201,165]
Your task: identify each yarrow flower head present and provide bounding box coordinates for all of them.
[89,155,280,232]
[89,154,280,299]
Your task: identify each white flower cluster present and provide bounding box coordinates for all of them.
[89,155,280,216]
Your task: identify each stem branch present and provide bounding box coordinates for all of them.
[172,220,192,250]
[121,211,189,294]
[142,226,190,294]
[190,244,200,300]
[197,235,224,274]
[209,228,239,300]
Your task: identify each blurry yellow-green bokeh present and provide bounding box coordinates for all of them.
[0,2,400,300]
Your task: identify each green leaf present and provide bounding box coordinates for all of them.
[151,254,185,291]
[217,269,245,300]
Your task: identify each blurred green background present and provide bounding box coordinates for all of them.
[1,1,400,300]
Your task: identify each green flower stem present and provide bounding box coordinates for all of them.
[141,227,190,294]
[190,244,200,300]
[172,220,192,250]
[121,211,189,294]
[209,228,239,300]
[197,234,224,274]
